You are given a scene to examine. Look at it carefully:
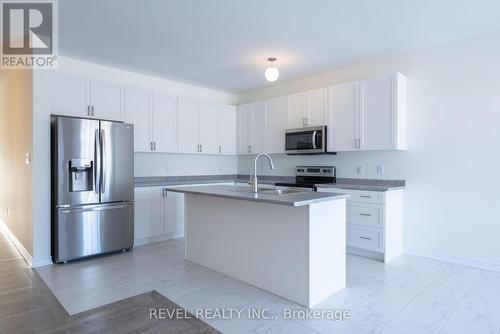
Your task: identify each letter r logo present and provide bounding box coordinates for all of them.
[2,1,53,55]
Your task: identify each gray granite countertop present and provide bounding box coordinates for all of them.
[167,185,349,207]
[134,175,405,192]
[315,178,406,191]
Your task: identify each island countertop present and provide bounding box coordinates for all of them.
[167,185,349,207]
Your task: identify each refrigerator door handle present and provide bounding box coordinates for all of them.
[60,203,132,214]
[101,129,107,194]
[94,129,101,194]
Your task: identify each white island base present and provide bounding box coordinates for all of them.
[184,193,346,308]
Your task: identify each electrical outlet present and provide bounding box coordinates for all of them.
[377,164,385,174]
[356,165,364,175]
[25,152,30,165]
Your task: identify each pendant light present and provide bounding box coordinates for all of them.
[264,57,279,82]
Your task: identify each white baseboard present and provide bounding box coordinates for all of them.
[405,247,500,273]
[31,258,53,267]
[0,219,33,267]
[134,232,184,247]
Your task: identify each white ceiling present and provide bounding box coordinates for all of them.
[59,0,500,94]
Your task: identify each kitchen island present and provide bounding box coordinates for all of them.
[168,185,348,308]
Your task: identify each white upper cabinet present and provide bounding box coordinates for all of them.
[218,105,237,155]
[328,81,360,152]
[90,81,123,121]
[237,104,252,154]
[360,73,406,150]
[307,88,328,127]
[51,73,123,120]
[288,93,307,128]
[153,92,177,153]
[236,102,265,154]
[51,73,91,118]
[199,101,219,154]
[251,102,266,154]
[124,87,152,152]
[177,96,199,154]
[287,89,327,129]
[265,97,287,154]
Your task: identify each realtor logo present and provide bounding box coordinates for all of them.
[1,0,58,69]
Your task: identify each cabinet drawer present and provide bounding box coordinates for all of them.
[347,226,383,252]
[347,203,383,228]
[317,188,384,204]
[348,191,384,204]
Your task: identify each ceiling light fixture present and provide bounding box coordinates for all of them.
[264,57,279,82]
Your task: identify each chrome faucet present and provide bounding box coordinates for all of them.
[250,153,275,193]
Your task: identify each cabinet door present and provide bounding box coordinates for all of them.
[164,191,185,235]
[265,97,286,153]
[177,96,199,154]
[251,103,265,154]
[237,104,252,154]
[360,75,395,150]
[91,81,123,121]
[288,93,307,128]
[218,104,237,155]
[124,87,152,152]
[134,187,164,240]
[51,73,91,117]
[308,88,327,127]
[199,101,219,154]
[153,92,177,153]
[328,82,360,152]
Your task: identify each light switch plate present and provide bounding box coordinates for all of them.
[25,152,30,165]
[356,165,364,175]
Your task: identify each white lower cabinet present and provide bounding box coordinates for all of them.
[318,187,404,262]
[134,186,185,245]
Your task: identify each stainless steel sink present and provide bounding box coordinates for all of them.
[259,189,305,195]
[228,188,305,195]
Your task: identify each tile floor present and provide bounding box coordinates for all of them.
[36,239,500,334]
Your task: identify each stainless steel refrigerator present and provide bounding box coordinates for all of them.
[51,116,134,263]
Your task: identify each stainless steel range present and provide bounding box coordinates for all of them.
[51,116,134,263]
[275,166,336,191]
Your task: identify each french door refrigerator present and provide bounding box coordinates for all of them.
[51,116,134,263]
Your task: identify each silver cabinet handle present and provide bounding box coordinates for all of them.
[360,236,372,240]
[219,145,222,154]
[101,129,106,194]
[360,195,372,198]
[360,213,372,217]
[200,144,202,153]
[91,106,95,117]
[87,105,90,116]
[153,141,156,151]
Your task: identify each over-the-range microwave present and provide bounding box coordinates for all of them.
[285,125,335,155]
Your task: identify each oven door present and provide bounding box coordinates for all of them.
[285,126,326,154]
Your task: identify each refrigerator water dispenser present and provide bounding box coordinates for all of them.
[69,158,93,192]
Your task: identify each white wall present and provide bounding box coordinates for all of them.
[31,57,238,266]
[135,153,237,176]
[0,70,33,260]
[238,31,500,269]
